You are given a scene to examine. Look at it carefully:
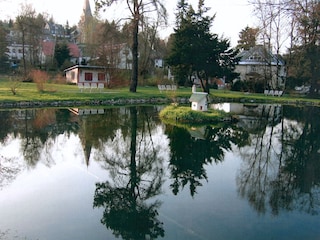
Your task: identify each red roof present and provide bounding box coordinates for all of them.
[68,43,80,58]
[41,41,80,58]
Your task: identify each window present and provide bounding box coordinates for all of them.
[98,73,105,81]
[71,72,75,80]
[84,72,93,81]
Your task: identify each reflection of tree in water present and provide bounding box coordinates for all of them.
[0,108,79,188]
[270,106,320,215]
[21,109,76,167]
[166,123,249,197]
[93,107,165,239]
[237,105,320,215]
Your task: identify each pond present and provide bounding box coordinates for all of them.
[0,104,319,240]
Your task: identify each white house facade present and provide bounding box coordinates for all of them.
[64,65,110,85]
[235,46,286,90]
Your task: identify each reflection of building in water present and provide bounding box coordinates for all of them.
[69,108,105,115]
[189,126,207,140]
[12,109,36,120]
[211,103,282,131]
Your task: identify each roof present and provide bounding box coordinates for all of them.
[189,92,208,102]
[64,65,107,72]
[236,45,285,66]
[68,43,80,58]
[41,41,80,58]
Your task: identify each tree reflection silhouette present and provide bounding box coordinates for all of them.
[237,105,320,215]
[93,107,165,239]
[166,124,248,197]
[270,106,320,215]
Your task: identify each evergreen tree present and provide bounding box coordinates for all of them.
[166,0,239,92]
[237,26,259,51]
[54,42,70,69]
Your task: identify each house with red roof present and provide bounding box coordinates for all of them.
[40,41,81,65]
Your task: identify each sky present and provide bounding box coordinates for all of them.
[0,0,256,47]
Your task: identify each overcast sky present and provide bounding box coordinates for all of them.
[0,0,256,47]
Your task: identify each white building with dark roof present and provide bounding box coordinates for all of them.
[235,45,286,90]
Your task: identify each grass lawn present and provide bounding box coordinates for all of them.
[0,76,320,106]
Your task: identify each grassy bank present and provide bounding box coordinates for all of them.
[159,104,231,124]
[0,76,320,107]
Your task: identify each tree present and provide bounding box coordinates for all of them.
[54,42,70,69]
[166,0,239,92]
[15,4,46,78]
[0,22,9,73]
[237,26,259,50]
[250,0,290,90]
[95,0,167,92]
[291,0,320,95]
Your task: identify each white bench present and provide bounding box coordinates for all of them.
[264,90,283,97]
[158,84,177,92]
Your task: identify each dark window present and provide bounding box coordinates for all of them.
[85,72,92,81]
[98,73,105,81]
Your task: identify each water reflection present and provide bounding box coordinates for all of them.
[237,104,320,215]
[165,123,249,196]
[93,107,165,239]
[0,104,320,239]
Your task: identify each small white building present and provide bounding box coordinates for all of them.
[189,92,208,111]
[64,65,110,85]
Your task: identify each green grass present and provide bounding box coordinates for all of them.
[0,79,189,102]
[159,104,230,124]
[0,76,320,106]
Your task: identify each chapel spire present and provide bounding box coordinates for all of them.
[83,0,92,19]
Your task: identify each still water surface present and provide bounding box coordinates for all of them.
[0,104,319,239]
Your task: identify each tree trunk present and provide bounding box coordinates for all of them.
[130,13,139,93]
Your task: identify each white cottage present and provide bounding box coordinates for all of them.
[64,65,110,85]
[189,92,208,111]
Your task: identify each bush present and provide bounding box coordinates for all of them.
[231,80,248,92]
[30,69,49,92]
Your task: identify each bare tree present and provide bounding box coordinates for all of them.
[94,0,167,92]
[250,0,291,89]
[15,4,45,78]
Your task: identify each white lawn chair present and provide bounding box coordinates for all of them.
[90,83,97,92]
[84,83,91,91]
[98,83,104,92]
[78,83,84,92]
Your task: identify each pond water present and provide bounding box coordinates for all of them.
[0,104,319,240]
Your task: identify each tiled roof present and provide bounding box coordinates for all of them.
[41,41,80,58]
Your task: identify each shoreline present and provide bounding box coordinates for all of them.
[0,95,319,109]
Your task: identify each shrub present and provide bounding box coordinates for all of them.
[30,69,49,92]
